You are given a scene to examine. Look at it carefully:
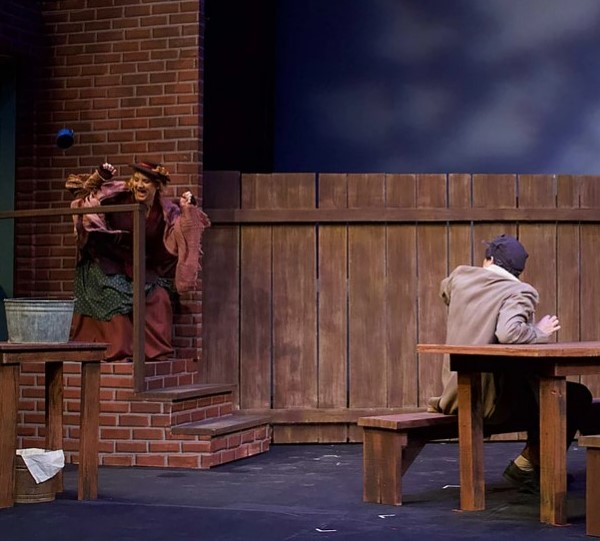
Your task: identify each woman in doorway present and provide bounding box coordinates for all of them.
[65,160,210,361]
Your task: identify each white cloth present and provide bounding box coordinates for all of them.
[17,448,64,484]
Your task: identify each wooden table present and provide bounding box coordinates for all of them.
[0,341,107,508]
[417,341,600,526]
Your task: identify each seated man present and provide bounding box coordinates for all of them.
[428,234,592,493]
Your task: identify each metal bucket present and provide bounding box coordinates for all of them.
[3,298,74,343]
[14,455,56,504]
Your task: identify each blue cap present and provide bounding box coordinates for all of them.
[485,234,528,277]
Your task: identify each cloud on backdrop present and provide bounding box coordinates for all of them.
[274,0,600,174]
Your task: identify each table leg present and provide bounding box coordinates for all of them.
[539,376,567,525]
[0,364,18,508]
[78,361,100,500]
[457,370,485,511]
[45,362,64,493]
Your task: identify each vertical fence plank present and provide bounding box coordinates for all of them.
[472,174,517,249]
[385,174,418,407]
[348,174,387,408]
[416,174,448,406]
[202,227,240,384]
[272,173,317,410]
[313,173,350,442]
[429,173,474,404]
[556,176,580,344]
[448,174,473,268]
[240,174,273,409]
[201,172,241,387]
[518,175,557,327]
[318,174,348,409]
[579,176,600,395]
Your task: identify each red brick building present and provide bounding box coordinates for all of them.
[0,0,270,468]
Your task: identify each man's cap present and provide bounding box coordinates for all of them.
[130,160,170,185]
[484,234,528,277]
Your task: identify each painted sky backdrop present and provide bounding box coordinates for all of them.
[274,0,600,174]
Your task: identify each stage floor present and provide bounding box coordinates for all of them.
[0,441,591,540]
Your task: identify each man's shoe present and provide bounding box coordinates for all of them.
[502,461,539,494]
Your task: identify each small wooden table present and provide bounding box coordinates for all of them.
[0,341,107,508]
[417,341,600,526]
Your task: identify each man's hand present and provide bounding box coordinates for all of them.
[536,314,561,336]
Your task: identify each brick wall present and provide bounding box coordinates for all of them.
[1,2,274,469]
[5,0,206,362]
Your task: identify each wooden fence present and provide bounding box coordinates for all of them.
[201,172,600,442]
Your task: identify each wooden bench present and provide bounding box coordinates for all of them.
[360,398,600,506]
[571,400,600,536]
[359,412,457,505]
[358,412,529,505]
[578,435,600,537]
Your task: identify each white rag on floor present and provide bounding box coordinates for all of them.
[17,448,65,484]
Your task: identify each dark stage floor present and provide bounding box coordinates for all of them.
[0,441,593,540]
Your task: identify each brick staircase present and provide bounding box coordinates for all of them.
[17,358,271,469]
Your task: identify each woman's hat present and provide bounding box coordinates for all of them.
[130,160,170,184]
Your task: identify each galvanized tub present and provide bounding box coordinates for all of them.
[3,299,75,343]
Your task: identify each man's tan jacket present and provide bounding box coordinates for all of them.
[428,264,550,421]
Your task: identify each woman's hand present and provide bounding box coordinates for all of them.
[180,191,197,207]
[98,163,117,180]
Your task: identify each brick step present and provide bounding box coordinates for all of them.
[166,412,272,469]
[172,413,271,437]
[19,361,271,470]
[134,383,236,402]
[125,383,236,428]
[144,358,200,391]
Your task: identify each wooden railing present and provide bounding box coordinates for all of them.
[0,204,147,392]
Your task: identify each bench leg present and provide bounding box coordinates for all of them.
[363,428,419,505]
[587,448,600,536]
